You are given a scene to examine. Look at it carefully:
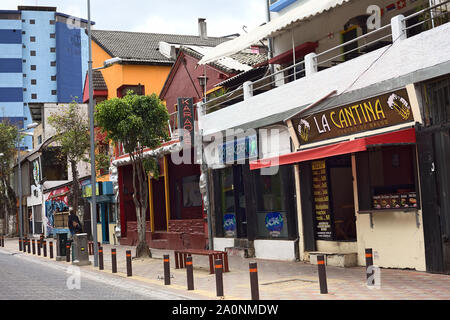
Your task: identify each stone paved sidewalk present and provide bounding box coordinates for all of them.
[2,238,450,300]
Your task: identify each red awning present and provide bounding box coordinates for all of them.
[268,41,318,65]
[250,128,416,170]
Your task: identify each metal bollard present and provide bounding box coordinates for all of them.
[126,250,132,277]
[43,240,47,257]
[66,243,71,262]
[49,241,54,259]
[365,248,374,286]
[37,239,41,256]
[88,242,93,255]
[111,248,117,273]
[215,259,224,297]
[1,236,3,247]
[249,262,260,300]
[163,254,170,285]
[186,256,194,290]
[317,255,328,294]
[19,238,22,251]
[27,238,30,253]
[99,246,104,270]
[32,239,36,255]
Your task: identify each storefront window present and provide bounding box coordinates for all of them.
[220,167,237,237]
[255,169,289,239]
[182,175,202,207]
[356,145,418,211]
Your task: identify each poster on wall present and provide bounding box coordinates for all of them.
[311,160,334,240]
[223,213,236,237]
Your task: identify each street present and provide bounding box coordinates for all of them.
[0,249,191,300]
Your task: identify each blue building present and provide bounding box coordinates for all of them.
[0,6,90,149]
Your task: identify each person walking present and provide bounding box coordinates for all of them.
[68,210,82,236]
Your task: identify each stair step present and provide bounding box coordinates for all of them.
[308,252,357,267]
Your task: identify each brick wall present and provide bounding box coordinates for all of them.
[168,219,204,234]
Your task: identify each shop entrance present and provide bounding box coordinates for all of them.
[306,154,356,243]
[328,155,356,241]
[216,165,247,239]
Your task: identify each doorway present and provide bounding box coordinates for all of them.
[328,155,356,241]
[217,165,247,239]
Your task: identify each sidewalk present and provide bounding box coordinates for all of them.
[2,238,450,300]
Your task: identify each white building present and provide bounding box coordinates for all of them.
[198,0,450,273]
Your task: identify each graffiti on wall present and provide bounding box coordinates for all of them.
[45,186,70,236]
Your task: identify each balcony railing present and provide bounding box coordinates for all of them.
[202,0,450,114]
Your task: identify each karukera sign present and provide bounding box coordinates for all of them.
[292,89,413,145]
[177,97,195,148]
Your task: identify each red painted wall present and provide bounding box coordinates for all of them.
[161,52,234,115]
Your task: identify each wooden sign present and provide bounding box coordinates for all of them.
[291,89,413,145]
[177,98,195,148]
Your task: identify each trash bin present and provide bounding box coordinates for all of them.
[55,233,67,261]
[72,233,91,266]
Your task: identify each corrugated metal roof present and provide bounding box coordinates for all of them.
[199,0,353,65]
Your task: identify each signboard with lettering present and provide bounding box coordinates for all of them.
[218,134,258,164]
[292,89,413,145]
[177,98,195,148]
[311,160,333,240]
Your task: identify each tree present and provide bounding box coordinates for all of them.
[95,92,169,258]
[0,121,19,235]
[48,101,90,220]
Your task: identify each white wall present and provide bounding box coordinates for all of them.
[254,240,297,261]
[202,21,450,137]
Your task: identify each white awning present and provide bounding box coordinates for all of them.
[198,0,352,65]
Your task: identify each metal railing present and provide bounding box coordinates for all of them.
[403,0,450,33]
[202,0,450,115]
[315,24,392,68]
[167,111,179,140]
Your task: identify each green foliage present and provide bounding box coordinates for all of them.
[95,92,170,167]
[95,151,110,174]
[0,121,20,178]
[47,101,91,164]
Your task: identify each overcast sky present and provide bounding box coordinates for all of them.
[3,0,268,37]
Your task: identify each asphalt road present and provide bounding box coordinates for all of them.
[0,249,191,300]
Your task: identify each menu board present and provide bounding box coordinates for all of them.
[311,160,333,240]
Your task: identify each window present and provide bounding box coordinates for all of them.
[31,79,36,85]
[30,19,35,24]
[50,47,56,53]
[30,36,35,42]
[51,75,56,81]
[182,176,202,207]
[22,31,26,35]
[31,93,37,99]
[23,88,27,92]
[117,84,145,98]
[356,145,418,211]
[50,33,55,39]
[50,61,56,67]
[49,20,55,25]
[51,90,57,95]
[31,65,36,70]
[37,135,42,145]
[30,50,36,56]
